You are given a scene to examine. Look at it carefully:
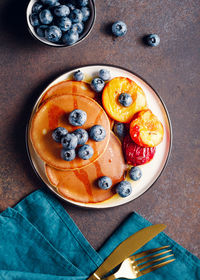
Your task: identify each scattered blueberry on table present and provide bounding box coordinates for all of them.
[69,109,87,126]
[145,34,160,47]
[98,176,112,190]
[129,166,142,181]
[73,128,88,145]
[73,70,84,81]
[52,127,68,143]
[112,21,127,37]
[116,181,132,198]
[118,93,133,107]
[89,125,106,142]
[61,133,78,150]
[29,0,91,45]
[77,144,94,160]
[90,78,105,93]
[61,148,76,161]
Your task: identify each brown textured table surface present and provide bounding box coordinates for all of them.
[0,0,199,258]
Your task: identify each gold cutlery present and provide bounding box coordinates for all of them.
[87,224,166,280]
[102,245,175,279]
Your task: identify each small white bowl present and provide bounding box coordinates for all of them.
[26,0,96,47]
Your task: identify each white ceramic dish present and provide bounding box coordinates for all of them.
[26,65,172,208]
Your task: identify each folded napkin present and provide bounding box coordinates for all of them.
[0,190,199,280]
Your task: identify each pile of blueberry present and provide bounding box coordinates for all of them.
[29,0,91,45]
[52,109,106,161]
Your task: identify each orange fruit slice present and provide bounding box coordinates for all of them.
[30,94,110,170]
[45,132,126,203]
[102,77,147,123]
[41,80,96,103]
[130,109,164,147]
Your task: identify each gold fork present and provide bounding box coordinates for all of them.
[102,246,175,280]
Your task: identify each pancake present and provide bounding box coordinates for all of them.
[45,133,127,203]
[30,93,110,170]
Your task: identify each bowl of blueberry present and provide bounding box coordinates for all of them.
[27,0,95,47]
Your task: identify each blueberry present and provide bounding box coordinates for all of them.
[81,7,90,21]
[112,21,127,37]
[45,25,62,42]
[73,70,84,81]
[78,0,88,7]
[77,144,94,160]
[129,167,142,181]
[62,30,79,45]
[89,125,106,142]
[99,69,111,81]
[98,176,112,190]
[71,22,84,34]
[118,93,133,107]
[68,109,87,126]
[52,127,68,143]
[57,17,72,32]
[61,148,76,161]
[32,2,43,14]
[69,9,83,23]
[61,133,78,150]
[67,3,75,11]
[114,122,126,138]
[145,34,160,47]
[30,13,40,27]
[73,128,88,145]
[116,181,132,198]
[36,25,48,37]
[41,0,58,6]
[90,78,105,93]
[54,5,70,17]
[39,9,53,25]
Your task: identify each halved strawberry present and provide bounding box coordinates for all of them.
[123,134,156,166]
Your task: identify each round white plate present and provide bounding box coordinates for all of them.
[26,65,172,208]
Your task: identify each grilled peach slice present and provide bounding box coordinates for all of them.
[130,109,164,147]
[102,77,147,123]
[30,94,110,170]
[45,132,126,203]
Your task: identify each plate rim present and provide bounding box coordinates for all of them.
[25,63,173,209]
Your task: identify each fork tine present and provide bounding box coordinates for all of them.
[139,258,176,276]
[132,246,170,260]
[134,250,172,265]
[137,254,174,269]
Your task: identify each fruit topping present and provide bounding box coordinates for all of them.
[61,133,78,150]
[116,181,132,197]
[98,176,112,190]
[129,166,142,181]
[112,21,127,37]
[91,78,105,93]
[73,70,84,81]
[123,134,156,166]
[73,128,88,145]
[77,144,94,160]
[68,109,87,126]
[52,127,68,143]
[129,109,164,147]
[89,125,106,142]
[145,34,160,47]
[61,149,76,161]
[118,93,133,107]
[113,122,126,138]
[99,69,111,81]
[102,77,147,123]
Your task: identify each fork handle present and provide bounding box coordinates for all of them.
[102,274,116,280]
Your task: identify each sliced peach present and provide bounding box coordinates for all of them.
[130,109,164,147]
[45,132,126,203]
[30,94,110,170]
[41,80,96,103]
[102,77,147,123]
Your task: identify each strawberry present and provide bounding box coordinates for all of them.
[123,134,156,166]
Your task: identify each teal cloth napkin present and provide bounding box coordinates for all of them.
[0,190,199,280]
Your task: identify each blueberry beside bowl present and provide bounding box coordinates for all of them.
[27,0,96,47]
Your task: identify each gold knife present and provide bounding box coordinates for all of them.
[87,224,166,280]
